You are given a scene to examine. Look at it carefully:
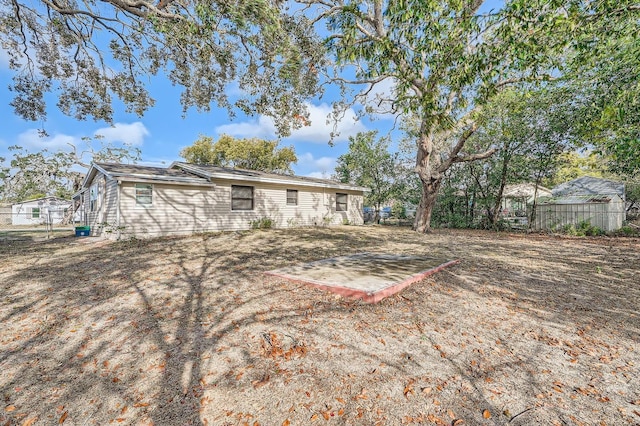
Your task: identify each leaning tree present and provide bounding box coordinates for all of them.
[303,0,639,231]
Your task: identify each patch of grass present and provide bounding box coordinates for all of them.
[250,217,274,229]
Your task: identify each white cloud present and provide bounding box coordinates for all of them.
[0,49,9,69]
[94,122,149,146]
[296,152,337,178]
[216,115,276,139]
[16,129,79,151]
[215,102,367,144]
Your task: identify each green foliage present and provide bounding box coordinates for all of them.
[562,220,604,237]
[180,135,297,174]
[1,0,325,134]
[249,217,273,229]
[0,142,140,202]
[617,225,637,237]
[321,0,639,232]
[335,131,402,215]
[391,203,406,219]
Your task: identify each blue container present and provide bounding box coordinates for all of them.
[75,226,90,237]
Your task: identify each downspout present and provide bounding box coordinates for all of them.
[116,180,122,240]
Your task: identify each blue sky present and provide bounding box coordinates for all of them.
[0,46,396,178]
[0,0,504,178]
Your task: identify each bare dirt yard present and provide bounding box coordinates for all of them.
[1,227,639,426]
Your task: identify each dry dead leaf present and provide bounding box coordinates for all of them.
[5,405,16,412]
[133,402,150,408]
[452,419,464,426]
[310,413,319,421]
[59,411,68,424]
[322,411,330,420]
[282,420,291,426]
[403,381,415,398]
[482,409,491,419]
[21,417,38,426]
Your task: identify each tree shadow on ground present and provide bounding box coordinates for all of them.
[0,228,638,425]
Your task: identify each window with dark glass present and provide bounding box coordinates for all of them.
[286,189,298,206]
[231,185,254,210]
[336,193,348,212]
[31,207,40,218]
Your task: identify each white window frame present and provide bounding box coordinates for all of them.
[135,183,153,206]
[286,189,298,206]
[231,185,254,211]
[336,193,348,212]
[31,207,40,218]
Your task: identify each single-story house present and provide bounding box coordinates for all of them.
[534,176,625,232]
[501,183,552,216]
[73,162,368,239]
[499,183,552,229]
[11,196,73,226]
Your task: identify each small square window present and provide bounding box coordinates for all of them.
[231,185,254,210]
[31,207,40,218]
[136,184,153,206]
[286,189,298,206]
[336,193,348,212]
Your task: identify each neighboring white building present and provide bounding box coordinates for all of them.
[73,162,368,239]
[11,197,72,226]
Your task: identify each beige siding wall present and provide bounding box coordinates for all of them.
[110,179,364,238]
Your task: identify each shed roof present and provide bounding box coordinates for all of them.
[171,162,368,192]
[539,194,620,205]
[552,176,625,198]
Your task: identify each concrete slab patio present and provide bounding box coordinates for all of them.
[266,253,459,303]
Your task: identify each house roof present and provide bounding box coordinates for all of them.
[552,176,625,198]
[170,162,369,192]
[79,162,214,191]
[503,183,552,199]
[12,196,71,206]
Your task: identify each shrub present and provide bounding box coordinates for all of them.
[391,203,407,219]
[563,220,603,237]
[250,217,273,229]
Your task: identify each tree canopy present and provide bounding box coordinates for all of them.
[313,0,639,231]
[335,131,401,219]
[1,0,324,134]
[179,134,297,174]
[0,141,140,202]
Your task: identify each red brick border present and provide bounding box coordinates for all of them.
[265,259,460,303]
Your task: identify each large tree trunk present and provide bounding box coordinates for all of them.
[413,177,442,233]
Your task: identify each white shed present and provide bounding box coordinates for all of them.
[534,176,626,232]
[11,197,72,226]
